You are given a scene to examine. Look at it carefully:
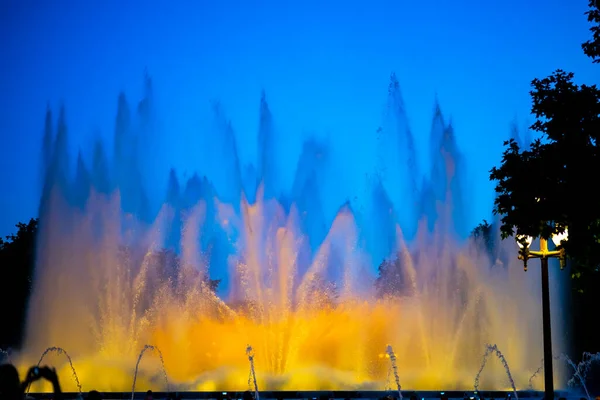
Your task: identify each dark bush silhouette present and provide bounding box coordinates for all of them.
[0,219,38,349]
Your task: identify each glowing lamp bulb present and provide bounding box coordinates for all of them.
[516,235,533,249]
[551,228,568,247]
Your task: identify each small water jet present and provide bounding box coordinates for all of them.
[131,344,170,400]
[247,345,260,400]
[385,345,403,399]
[527,356,557,392]
[473,344,518,399]
[568,352,600,397]
[26,346,82,395]
[528,352,600,400]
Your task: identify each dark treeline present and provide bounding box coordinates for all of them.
[0,219,37,349]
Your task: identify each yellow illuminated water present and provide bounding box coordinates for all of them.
[17,189,561,393]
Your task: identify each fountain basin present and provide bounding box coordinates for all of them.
[25,390,583,400]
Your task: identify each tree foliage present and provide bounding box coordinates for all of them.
[470,219,494,255]
[491,71,600,276]
[490,2,600,280]
[0,218,38,348]
[583,0,600,63]
[375,252,414,299]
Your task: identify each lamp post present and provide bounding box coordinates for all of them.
[516,229,568,400]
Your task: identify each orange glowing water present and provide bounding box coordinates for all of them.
[17,188,561,393]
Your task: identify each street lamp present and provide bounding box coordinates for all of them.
[516,229,568,400]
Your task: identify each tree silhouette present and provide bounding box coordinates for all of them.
[470,219,494,257]
[375,253,414,299]
[0,218,38,348]
[490,3,600,281]
[490,12,600,360]
[582,0,600,62]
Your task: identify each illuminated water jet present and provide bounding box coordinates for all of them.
[131,345,170,399]
[247,345,260,400]
[567,352,600,396]
[385,345,403,399]
[528,353,600,400]
[473,344,518,399]
[15,73,567,392]
[26,346,82,395]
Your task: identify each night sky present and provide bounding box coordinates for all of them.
[0,0,597,236]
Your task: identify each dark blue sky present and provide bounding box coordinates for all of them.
[0,0,597,236]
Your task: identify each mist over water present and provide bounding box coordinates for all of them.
[19,73,565,392]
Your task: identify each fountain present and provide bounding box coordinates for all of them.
[385,345,403,399]
[12,73,567,392]
[131,345,170,399]
[473,344,518,399]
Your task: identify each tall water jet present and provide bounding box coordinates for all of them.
[137,70,163,212]
[377,73,419,239]
[421,102,467,238]
[363,176,397,268]
[40,105,53,194]
[257,91,278,199]
[209,101,243,206]
[290,138,329,253]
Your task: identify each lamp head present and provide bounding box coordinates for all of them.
[516,235,533,249]
[552,228,569,247]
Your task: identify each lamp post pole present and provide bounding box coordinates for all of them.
[517,236,566,400]
[539,239,554,400]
